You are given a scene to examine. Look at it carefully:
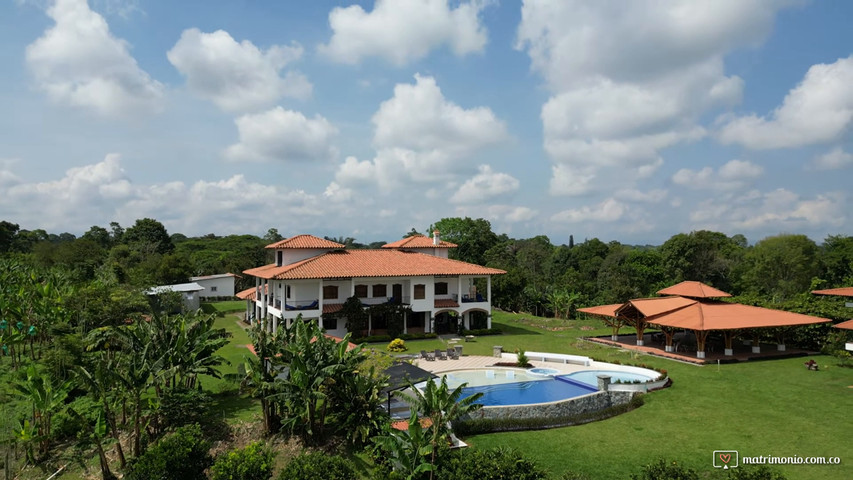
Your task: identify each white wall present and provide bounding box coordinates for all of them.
[195,276,235,298]
[279,249,331,266]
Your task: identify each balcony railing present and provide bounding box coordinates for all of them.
[461,293,486,303]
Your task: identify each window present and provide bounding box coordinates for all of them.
[210,286,218,292]
[434,282,448,295]
[277,251,283,266]
[372,284,387,297]
[354,284,368,298]
[286,285,291,298]
[414,284,426,300]
[323,285,338,300]
[324,317,337,330]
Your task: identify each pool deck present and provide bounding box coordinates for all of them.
[413,355,590,375]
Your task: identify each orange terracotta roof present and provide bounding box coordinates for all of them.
[657,281,731,298]
[236,285,266,300]
[833,319,853,330]
[383,235,458,249]
[646,300,830,331]
[434,299,460,308]
[577,303,623,318]
[323,303,344,314]
[244,249,505,280]
[620,296,697,318]
[265,234,345,250]
[812,287,853,297]
[391,417,433,431]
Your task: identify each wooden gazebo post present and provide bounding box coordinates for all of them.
[661,326,676,352]
[619,311,647,346]
[721,329,738,356]
[602,316,626,341]
[693,329,710,359]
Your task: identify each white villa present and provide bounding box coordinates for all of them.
[238,232,505,338]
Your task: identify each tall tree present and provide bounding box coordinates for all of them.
[122,218,174,255]
[741,234,819,300]
[430,217,499,266]
[0,221,19,253]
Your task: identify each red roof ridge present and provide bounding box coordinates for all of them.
[383,235,458,249]
[657,280,731,298]
[265,234,346,249]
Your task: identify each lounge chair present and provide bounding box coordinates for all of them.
[435,349,447,360]
[421,350,435,361]
[447,347,458,360]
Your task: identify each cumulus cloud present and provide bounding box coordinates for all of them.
[515,1,796,196]
[25,0,164,117]
[167,29,311,112]
[0,155,342,235]
[334,74,506,191]
[551,198,628,223]
[615,189,668,203]
[450,165,519,204]
[689,188,846,233]
[718,56,853,149]
[672,159,763,191]
[809,147,853,171]
[224,107,338,162]
[319,0,490,65]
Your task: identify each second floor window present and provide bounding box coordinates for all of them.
[354,284,368,298]
[372,284,387,297]
[414,284,426,300]
[323,285,338,300]
[435,282,448,295]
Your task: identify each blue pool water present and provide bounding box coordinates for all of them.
[459,376,597,406]
[565,370,656,386]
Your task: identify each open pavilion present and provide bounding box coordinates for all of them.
[580,281,831,360]
[812,287,853,350]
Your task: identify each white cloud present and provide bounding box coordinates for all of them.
[450,165,519,204]
[224,107,338,163]
[372,74,506,154]
[551,198,628,223]
[718,56,853,149]
[672,159,763,190]
[689,188,846,233]
[25,0,164,117]
[615,189,668,203]
[334,75,506,191]
[516,1,796,197]
[167,29,310,112]
[319,0,490,66]
[809,147,853,171]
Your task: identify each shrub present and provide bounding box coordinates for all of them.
[210,442,276,480]
[516,349,529,367]
[728,465,788,480]
[387,338,407,352]
[630,459,698,480]
[435,446,547,480]
[157,387,213,430]
[277,452,357,480]
[126,424,212,480]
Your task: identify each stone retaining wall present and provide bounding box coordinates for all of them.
[464,390,635,421]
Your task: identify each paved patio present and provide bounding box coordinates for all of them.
[412,354,591,375]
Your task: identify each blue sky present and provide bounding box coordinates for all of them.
[1,0,851,245]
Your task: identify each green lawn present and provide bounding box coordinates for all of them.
[201,300,246,314]
[202,314,260,423]
[372,311,853,480]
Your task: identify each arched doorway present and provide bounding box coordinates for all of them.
[434,311,459,334]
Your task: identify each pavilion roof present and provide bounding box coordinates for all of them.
[577,303,623,318]
[645,300,831,331]
[811,287,853,297]
[618,296,697,318]
[833,319,853,330]
[656,281,731,298]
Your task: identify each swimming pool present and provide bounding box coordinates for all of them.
[565,370,657,386]
[434,369,598,406]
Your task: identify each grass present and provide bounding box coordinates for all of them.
[201,313,260,423]
[399,311,851,480]
[200,300,246,314]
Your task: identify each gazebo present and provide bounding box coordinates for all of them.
[580,281,831,359]
[812,287,853,351]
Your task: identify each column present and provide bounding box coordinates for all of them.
[403,311,408,335]
[487,313,492,329]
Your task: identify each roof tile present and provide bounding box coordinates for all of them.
[382,235,458,249]
[265,234,346,250]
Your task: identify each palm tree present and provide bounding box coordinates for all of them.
[395,376,483,479]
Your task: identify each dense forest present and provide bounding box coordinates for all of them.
[1,216,851,479]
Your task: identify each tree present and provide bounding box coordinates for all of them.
[430,217,499,266]
[14,365,72,458]
[819,235,853,286]
[122,218,174,255]
[263,228,283,244]
[395,376,483,479]
[660,231,743,292]
[741,234,819,300]
[0,220,19,253]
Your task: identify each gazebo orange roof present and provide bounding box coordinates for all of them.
[577,303,623,318]
[645,300,831,331]
[834,319,853,330]
[657,281,731,298]
[812,287,853,297]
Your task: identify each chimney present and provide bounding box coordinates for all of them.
[433,230,440,246]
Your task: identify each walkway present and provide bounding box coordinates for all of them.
[412,355,590,375]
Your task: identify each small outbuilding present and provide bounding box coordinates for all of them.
[146,282,205,312]
[190,273,239,299]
